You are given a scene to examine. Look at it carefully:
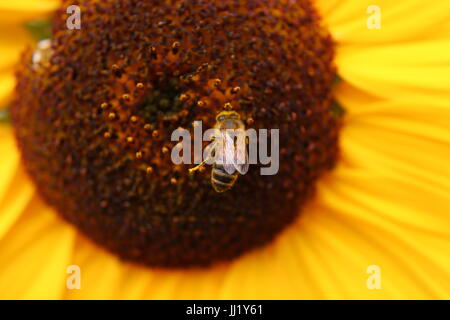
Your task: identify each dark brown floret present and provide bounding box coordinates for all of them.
[11,0,340,268]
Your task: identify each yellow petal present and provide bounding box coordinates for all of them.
[0,74,16,107]
[0,1,58,106]
[0,126,19,201]
[62,219,327,299]
[336,39,450,103]
[64,232,230,299]
[0,195,76,299]
[0,23,36,107]
[0,26,33,71]
[0,128,74,300]
[315,0,450,44]
[340,123,450,233]
[0,0,58,24]
[62,234,129,299]
[297,203,449,299]
[305,91,450,298]
[0,126,34,241]
[303,166,450,298]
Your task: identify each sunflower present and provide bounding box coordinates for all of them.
[1,0,450,299]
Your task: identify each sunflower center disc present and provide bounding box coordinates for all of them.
[11,0,340,268]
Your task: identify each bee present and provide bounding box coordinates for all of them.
[189,110,249,193]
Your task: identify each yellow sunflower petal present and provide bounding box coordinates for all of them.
[0,126,19,201]
[0,194,76,299]
[341,121,450,232]
[0,74,16,108]
[0,126,75,299]
[0,126,34,240]
[0,1,58,24]
[62,234,129,299]
[0,1,58,106]
[336,39,450,103]
[315,0,450,44]
[0,26,32,69]
[298,93,450,299]
[0,22,33,106]
[297,209,446,298]
[64,231,229,299]
[131,231,335,299]
[304,166,450,298]
[61,219,323,299]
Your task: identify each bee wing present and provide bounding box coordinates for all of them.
[222,132,249,175]
[222,133,237,174]
[234,143,249,175]
[232,129,250,175]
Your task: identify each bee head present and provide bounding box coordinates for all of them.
[216,110,240,122]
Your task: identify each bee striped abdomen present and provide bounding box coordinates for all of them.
[211,164,238,193]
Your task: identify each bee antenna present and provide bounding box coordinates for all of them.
[224,102,233,110]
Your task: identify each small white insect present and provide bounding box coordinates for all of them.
[32,39,52,69]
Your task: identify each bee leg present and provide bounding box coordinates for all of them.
[188,158,209,174]
[189,138,219,174]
